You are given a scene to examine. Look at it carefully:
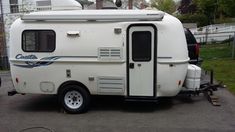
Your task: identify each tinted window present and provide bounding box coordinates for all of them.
[22,30,55,52]
[184,28,197,44]
[132,31,151,61]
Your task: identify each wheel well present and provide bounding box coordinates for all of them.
[57,81,90,95]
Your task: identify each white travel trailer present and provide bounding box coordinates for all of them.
[9,10,202,113]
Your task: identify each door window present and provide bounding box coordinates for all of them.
[132,31,152,61]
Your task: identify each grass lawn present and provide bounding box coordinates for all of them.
[200,43,235,94]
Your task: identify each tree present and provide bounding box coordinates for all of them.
[177,13,209,27]
[151,0,176,14]
[195,0,235,23]
[178,0,197,14]
[194,0,217,24]
[217,0,235,18]
[176,0,210,26]
[177,0,235,26]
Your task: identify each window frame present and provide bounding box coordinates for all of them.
[22,30,56,53]
[9,0,19,13]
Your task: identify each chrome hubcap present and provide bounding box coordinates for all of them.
[64,90,83,109]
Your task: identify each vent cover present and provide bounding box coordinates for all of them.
[97,77,125,94]
[98,47,123,60]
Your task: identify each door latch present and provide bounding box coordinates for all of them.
[129,63,134,69]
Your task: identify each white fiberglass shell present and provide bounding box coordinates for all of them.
[9,10,188,97]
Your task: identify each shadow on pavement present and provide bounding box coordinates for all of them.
[15,95,198,113]
[17,95,59,112]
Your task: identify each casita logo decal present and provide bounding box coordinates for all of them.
[15,54,38,59]
[14,55,60,68]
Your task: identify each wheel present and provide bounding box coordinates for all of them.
[58,85,90,114]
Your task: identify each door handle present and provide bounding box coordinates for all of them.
[129,63,134,69]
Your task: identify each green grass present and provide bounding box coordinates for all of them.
[200,43,235,94]
[200,43,233,59]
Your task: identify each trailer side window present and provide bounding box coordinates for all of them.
[132,31,151,61]
[22,30,55,52]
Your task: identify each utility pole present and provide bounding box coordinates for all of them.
[0,0,8,69]
[0,0,6,56]
[205,26,209,44]
[128,0,133,9]
[96,0,103,9]
[232,32,235,60]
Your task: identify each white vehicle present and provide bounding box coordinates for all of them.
[9,10,202,113]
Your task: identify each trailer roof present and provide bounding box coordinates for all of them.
[21,10,165,22]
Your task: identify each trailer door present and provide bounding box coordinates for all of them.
[127,25,156,97]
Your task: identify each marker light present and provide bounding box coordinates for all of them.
[16,78,19,83]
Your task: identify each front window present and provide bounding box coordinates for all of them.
[22,30,56,52]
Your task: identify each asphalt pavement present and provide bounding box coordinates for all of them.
[0,71,235,132]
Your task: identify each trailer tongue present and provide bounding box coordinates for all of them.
[180,69,222,106]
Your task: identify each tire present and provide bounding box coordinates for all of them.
[58,85,90,114]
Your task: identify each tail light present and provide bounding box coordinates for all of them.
[195,43,200,57]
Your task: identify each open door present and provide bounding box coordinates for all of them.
[127,25,156,97]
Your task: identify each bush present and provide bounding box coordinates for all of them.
[214,18,234,24]
[221,37,234,44]
[176,14,209,27]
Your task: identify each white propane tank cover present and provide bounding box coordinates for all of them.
[185,64,202,90]
[186,64,201,79]
[185,78,201,89]
[51,0,82,10]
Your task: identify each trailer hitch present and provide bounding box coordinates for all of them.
[205,91,220,106]
[200,70,224,106]
[200,82,222,106]
[180,70,224,106]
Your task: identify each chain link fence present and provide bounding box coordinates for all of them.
[200,33,235,60]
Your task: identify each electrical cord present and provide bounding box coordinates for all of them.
[19,126,54,132]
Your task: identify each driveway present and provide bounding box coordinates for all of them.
[0,71,235,132]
